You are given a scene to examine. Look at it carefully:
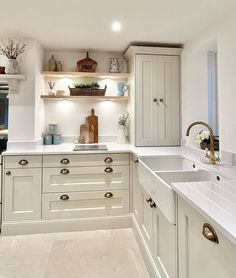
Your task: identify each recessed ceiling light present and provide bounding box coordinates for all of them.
[111,21,122,32]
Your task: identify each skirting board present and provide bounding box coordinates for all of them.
[132,215,161,278]
[1,214,132,236]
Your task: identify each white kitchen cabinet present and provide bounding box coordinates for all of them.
[132,157,142,225]
[178,196,236,278]
[4,168,41,221]
[136,54,180,146]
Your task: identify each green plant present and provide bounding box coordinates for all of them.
[73,82,100,89]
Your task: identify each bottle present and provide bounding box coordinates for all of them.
[49,55,57,71]
[57,61,63,71]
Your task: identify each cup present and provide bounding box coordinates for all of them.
[117,83,128,96]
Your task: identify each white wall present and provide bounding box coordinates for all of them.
[181,16,236,154]
[43,50,128,141]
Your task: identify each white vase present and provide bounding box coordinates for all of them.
[117,125,127,144]
[6,58,20,74]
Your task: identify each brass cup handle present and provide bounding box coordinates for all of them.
[6,171,11,176]
[104,192,113,198]
[104,157,113,163]
[60,169,70,175]
[202,223,219,244]
[60,194,69,201]
[19,159,29,166]
[60,158,70,165]
[146,198,152,203]
[104,167,113,173]
[150,201,156,208]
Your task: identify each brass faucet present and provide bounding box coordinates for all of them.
[186,121,220,165]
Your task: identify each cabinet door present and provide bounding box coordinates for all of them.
[136,54,158,146]
[153,207,177,278]
[158,55,180,146]
[178,196,236,278]
[4,168,41,221]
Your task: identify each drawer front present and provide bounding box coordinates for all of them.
[5,155,42,169]
[42,190,129,220]
[43,153,130,168]
[43,166,130,193]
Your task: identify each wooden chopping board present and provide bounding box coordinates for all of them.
[87,109,98,143]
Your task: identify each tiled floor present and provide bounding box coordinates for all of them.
[0,228,150,278]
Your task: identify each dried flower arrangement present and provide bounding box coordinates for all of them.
[0,38,26,59]
[118,111,129,128]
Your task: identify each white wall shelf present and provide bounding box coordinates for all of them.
[41,95,129,101]
[42,71,130,80]
[0,74,26,94]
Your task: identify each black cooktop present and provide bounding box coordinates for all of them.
[73,145,108,151]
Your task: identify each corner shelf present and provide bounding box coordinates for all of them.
[41,95,129,101]
[41,71,130,80]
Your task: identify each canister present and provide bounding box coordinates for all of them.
[53,134,62,145]
[44,134,52,145]
[49,124,58,134]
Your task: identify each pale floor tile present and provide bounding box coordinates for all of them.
[0,228,150,278]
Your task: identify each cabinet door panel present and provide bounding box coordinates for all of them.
[178,196,236,278]
[136,54,158,146]
[158,56,180,145]
[132,158,142,225]
[4,168,41,221]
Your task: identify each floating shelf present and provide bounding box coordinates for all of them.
[0,74,26,94]
[42,71,130,79]
[0,74,25,80]
[41,95,129,101]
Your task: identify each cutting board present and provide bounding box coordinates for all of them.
[87,109,98,143]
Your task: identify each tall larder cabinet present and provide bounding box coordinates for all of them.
[124,46,182,146]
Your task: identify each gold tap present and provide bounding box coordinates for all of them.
[186,121,220,165]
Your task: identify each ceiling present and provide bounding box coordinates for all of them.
[0,0,235,52]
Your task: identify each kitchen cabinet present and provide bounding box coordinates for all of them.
[124,46,181,146]
[132,156,142,225]
[178,196,236,278]
[4,168,41,221]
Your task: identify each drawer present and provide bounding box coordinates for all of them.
[42,190,129,220]
[43,153,130,168]
[4,155,42,169]
[43,166,130,193]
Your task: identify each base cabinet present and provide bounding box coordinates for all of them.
[178,196,236,278]
[4,168,41,221]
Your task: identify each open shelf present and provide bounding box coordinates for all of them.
[41,95,129,101]
[0,74,25,80]
[42,71,130,79]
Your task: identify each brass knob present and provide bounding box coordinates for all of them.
[60,194,69,201]
[153,98,158,102]
[104,157,113,163]
[202,223,219,244]
[104,192,113,198]
[19,159,29,166]
[146,198,152,203]
[6,171,11,176]
[159,98,164,103]
[104,167,113,173]
[150,201,156,208]
[134,159,139,164]
[60,169,70,175]
[61,158,70,165]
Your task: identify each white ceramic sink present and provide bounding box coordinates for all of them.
[140,155,198,171]
[138,156,224,225]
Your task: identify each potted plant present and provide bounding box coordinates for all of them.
[0,38,26,74]
[69,82,107,96]
[117,111,129,144]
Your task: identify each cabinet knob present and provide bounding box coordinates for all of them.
[202,223,219,244]
[150,201,156,208]
[104,192,113,198]
[60,194,69,201]
[153,98,158,102]
[159,98,164,103]
[61,158,70,165]
[134,159,139,164]
[146,198,152,203]
[104,157,113,163]
[19,159,29,166]
[6,171,11,176]
[60,169,70,175]
[104,167,113,173]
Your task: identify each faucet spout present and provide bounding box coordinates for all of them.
[186,121,219,165]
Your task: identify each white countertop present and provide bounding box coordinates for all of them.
[3,142,236,244]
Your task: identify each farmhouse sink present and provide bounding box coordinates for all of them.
[140,155,198,172]
[138,156,221,225]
